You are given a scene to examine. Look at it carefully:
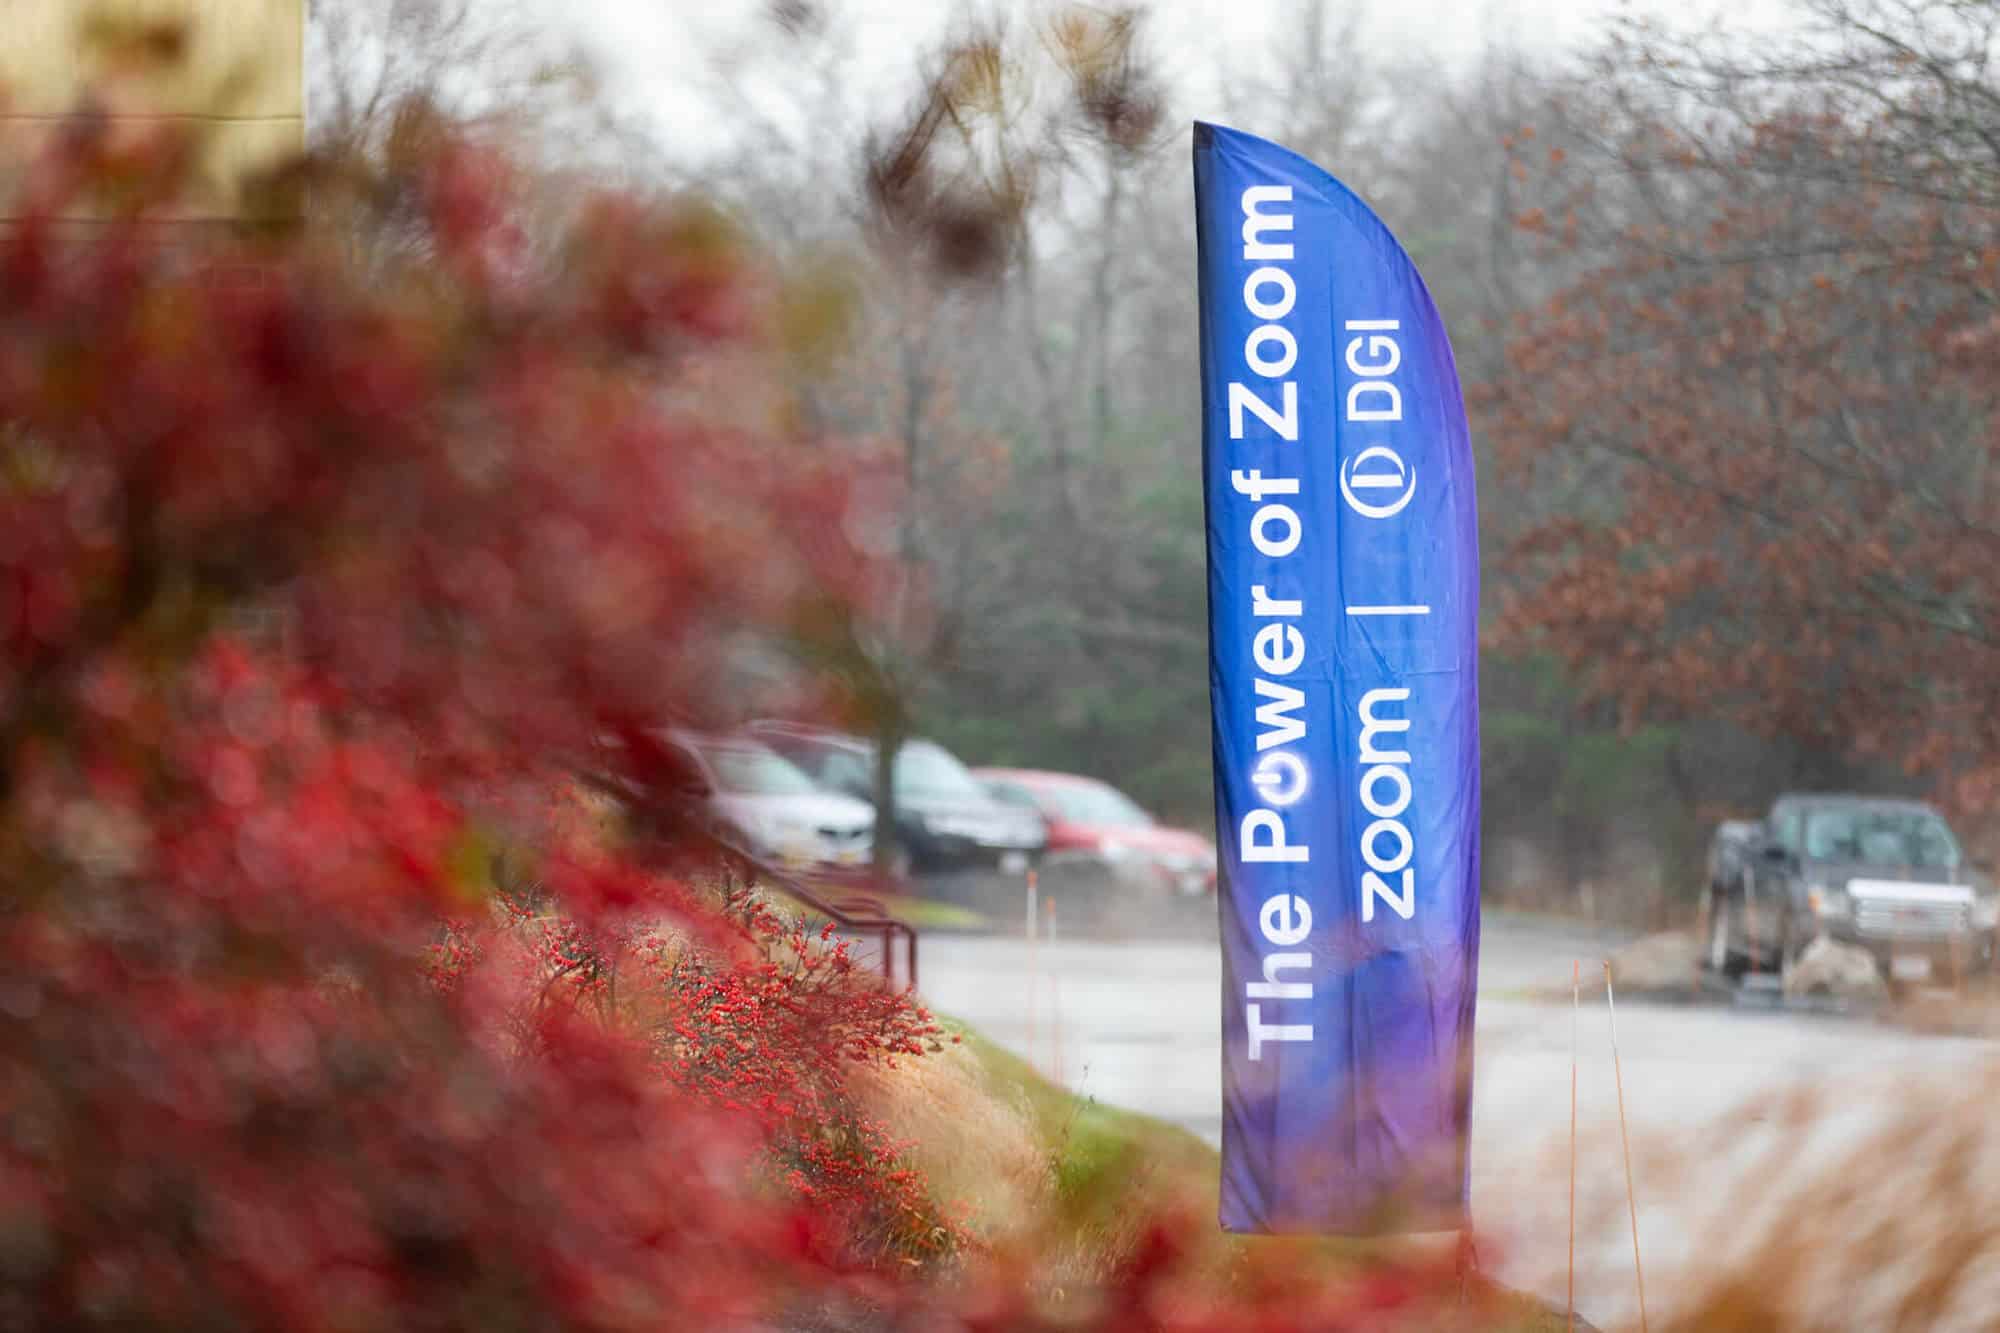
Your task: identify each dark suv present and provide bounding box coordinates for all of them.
[745,722,1046,876]
[1705,794,1996,987]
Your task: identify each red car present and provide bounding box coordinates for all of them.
[975,768,1216,897]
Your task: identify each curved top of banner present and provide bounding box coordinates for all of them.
[1193,118,1466,398]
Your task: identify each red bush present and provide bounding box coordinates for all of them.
[0,117,932,1330]
[647,889,959,1266]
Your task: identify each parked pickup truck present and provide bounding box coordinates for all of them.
[1704,793,1998,987]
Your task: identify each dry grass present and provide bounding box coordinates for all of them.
[850,1038,1054,1242]
[1651,1064,2000,1330]
[1505,1053,2000,1332]
[1890,984,2000,1038]
[855,1023,1222,1268]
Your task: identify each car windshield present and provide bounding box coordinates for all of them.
[701,742,821,797]
[1035,780,1153,828]
[1802,807,1960,870]
[894,742,988,802]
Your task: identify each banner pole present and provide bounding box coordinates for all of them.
[1456,1230,1481,1307]
[1026,870,1039,1073]
[1052,973,1064,1086]
[1605,961,1649,1333]
[1047,896,1062,1084]
[1568,958,1579,1333]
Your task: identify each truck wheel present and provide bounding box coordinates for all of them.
[1708,893,1746,981]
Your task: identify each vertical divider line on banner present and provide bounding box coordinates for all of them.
[1605,961,1649,1333]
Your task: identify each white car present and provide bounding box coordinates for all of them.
[662,730,875,873]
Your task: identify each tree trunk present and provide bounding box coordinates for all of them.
[1662,730,1703,914]
[871,709,905,881]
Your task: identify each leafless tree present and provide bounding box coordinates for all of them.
[308,0,639,165]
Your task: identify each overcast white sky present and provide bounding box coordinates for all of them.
[531,0,1802,159]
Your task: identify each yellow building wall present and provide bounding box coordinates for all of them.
[1,0,304,218]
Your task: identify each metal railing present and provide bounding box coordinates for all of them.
[574,762,920,989]
[749,859,919,990]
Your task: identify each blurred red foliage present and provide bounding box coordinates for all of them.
[0,114,944,1330]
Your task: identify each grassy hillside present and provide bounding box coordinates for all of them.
[857,1019,1585,1330]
